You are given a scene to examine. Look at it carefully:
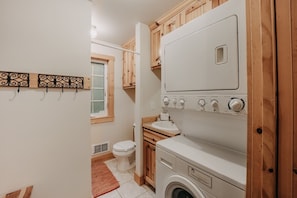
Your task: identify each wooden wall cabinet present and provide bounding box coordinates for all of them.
[122,38,136,89]
[150,14,181,70]
[150,25,163,70]
[163,14,181,35]
[180,0,212,24]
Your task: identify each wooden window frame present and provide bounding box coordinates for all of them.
[90,53,114,124]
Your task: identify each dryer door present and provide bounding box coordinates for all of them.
[164,175,206,198]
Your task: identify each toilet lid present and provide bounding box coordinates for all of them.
[113,140,136,152]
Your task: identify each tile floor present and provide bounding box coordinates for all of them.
[97,159,156,198]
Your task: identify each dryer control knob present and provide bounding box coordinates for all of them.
[179,99,185,106]
[210,99,219,108]
[228,98,245,112]
[163,96,170,106]
[198,99,206,107]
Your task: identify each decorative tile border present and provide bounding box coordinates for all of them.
[0,71,90,91]
[0,71,29,87]
[38,74,84,89]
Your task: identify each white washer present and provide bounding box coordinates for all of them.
[156,135,246,198]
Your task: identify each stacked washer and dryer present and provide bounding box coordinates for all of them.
[156,0,247,197]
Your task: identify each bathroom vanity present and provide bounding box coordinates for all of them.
[142,116,180,189]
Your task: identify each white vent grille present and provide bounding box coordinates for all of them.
[92,142,109,155]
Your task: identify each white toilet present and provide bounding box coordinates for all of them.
[112,140,136,171]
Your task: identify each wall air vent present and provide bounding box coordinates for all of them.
[92,142,109,155]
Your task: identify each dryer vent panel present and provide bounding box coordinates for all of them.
[92,142,109,155]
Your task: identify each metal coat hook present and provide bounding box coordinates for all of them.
[62,86,64,93]
[75,85,78,93]
[46,85,48,93]
[17,84,20,93]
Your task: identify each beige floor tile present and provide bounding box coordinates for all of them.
[117,180,147,198]
[97,189,121,198]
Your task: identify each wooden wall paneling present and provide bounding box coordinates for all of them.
[292,0,297,196]
[246,0,277,197]
[246,0,263,196]
[275,0,294,197]
[261,0,277,196]
[290,0,297,197]
[212,0,219,8]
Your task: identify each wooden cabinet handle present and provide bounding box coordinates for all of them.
[293,169,297,174]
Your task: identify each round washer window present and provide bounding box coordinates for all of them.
[165,182,204,198]
[172,187,194,198]
[164,175,205,198]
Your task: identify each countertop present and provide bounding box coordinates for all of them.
[142,122,180,137]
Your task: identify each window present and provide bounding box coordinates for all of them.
[91,61,106,116]
[90,53,114,124]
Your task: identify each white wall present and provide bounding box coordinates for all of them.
[134,23,162,177]
[90,42,135,154]
[0,0,92,197]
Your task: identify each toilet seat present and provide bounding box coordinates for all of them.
[113,140,135,152]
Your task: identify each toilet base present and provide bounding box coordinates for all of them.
[116,155,135,172]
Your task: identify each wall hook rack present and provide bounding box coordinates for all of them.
[0,71,90,91]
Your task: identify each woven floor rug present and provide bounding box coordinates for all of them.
[92,160,120,197]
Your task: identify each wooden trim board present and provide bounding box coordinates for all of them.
[246,0,277,197]
[91,152,114,163]
[134,172,144,186]
[276,0,296,197]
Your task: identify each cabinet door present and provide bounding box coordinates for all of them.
[163,14,181,35]
[212,0,228,8]
[122,50,130,88]
[143,141,156,187]
[149,143,156,187]
[129,40,136,86]
[150,25,163,69]
[180,0,207,24]
[122,39,135,89]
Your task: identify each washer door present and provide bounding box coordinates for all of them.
[164,175,205,198]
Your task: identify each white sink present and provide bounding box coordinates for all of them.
[152,121,179,131]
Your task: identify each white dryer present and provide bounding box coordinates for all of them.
[156,135,246,198]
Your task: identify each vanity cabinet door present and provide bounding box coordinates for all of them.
[143,127,168,188]
[143,141,156,188]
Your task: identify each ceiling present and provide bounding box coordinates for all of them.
[91,0,183,45]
